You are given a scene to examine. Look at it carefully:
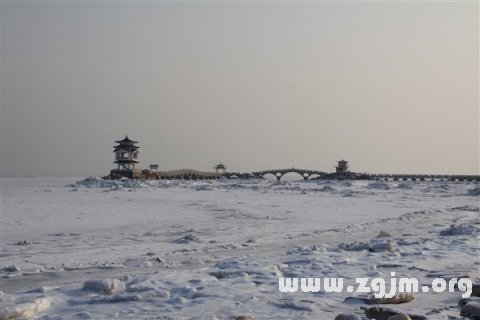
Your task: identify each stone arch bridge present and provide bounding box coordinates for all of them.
[252,168,328,181]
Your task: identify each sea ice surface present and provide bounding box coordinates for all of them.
[1,177,479,319]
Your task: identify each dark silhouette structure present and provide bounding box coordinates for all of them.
[252,168,328,181]
[107,137,480,181]
[214,163,227,174]
[335,160,349,173]
[113,136,139,170]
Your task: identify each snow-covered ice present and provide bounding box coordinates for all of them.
[1,177,479,319]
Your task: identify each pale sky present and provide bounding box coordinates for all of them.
[2,1,479,176]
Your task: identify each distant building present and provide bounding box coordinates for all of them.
[113,136,139,170]
[214,163,227,174]
[335,160,349,173]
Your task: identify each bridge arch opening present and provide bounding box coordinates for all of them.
[307,173,321,180]
[280,172,306,181]
[260,173,279,181]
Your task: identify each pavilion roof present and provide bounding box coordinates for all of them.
[115,136,138,144]
[114,146,139,151]
[114,159,139,164]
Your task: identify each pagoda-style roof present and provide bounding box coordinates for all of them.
[115,136,138,144]
[214,163,227,169]
[114,145,139,152]
[114,159,139,164]
[114,136,139,152]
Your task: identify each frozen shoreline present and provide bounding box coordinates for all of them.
[1,177,479,319]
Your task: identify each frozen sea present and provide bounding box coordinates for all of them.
[1,177,479,319]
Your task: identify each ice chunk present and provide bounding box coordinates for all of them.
[440,224,479,236]
[82,279,126,294]
[0,297,50,319]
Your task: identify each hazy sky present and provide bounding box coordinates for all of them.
[2,1,479,176]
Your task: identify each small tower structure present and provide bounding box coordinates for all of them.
[214,163,227,174]
[114,136,139,170]
[335,160,349,173]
